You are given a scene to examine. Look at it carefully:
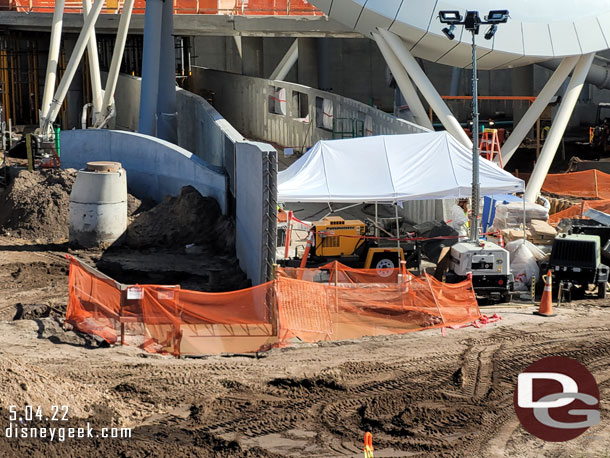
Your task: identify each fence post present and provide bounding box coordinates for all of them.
[334,261,339,312]
[271,264,279,337]
[119,289,125,346]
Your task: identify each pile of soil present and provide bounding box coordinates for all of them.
[0,168,77,243]
[126,185,236,254]
[0,354,107,419]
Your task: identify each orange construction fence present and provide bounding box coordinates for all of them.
[542,169,610,200]
[3,0,323,15]
[549,199,610,225]
[66,257,481,356]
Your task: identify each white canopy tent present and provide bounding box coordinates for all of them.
[278,131,524,204]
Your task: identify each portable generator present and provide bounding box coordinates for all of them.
[446,240,512,302]
[540,233,609,298]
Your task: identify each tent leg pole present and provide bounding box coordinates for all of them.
[372,32,433,130]
[378,28,472,148]
[501,56,579,165]
[525,53,595,202]
[375,202,379,237]
[395,204,401,266]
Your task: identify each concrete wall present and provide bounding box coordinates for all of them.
[176,88,244,171]
[235,141,277,286]
[109,73,277,286]
[102,72,142,132]
[109,74,243,188]
[187,67,428,150]
[60,129,228,214]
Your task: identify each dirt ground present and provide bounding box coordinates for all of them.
[0,236,609,457]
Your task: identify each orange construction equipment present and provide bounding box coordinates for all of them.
[479,129,503,168]
[363,432,374,458]
[534,269,556,317]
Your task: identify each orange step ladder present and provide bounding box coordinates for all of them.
[479,128,503,168]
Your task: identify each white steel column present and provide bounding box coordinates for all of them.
[40,0,66,123]
[525,53,595,202]
[502,56,579,164]
[372,32,433,130]
[270,39,298,81]
[82,0,103,121]
[97,0,135,127]
[43,0,105,132]
[378,28,472,148]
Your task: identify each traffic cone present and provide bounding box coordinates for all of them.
[497,230,505,248]
[363,432,374,458]
[534,269,556,317]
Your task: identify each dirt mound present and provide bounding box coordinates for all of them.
[126,186,235,253]
[0,168,76,242]
[0,354,106,419]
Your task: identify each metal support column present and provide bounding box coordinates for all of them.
[372,32,433,130]
[269,39,298,81]
[43,0,105,133]
[156,0,177,143]
[138,0,164,136]
[40,0,66,123]
[525,53,595,202]
[97,0,135,128]
[502,56,579,164]
[378,29,472,148]
[82,0,103,122]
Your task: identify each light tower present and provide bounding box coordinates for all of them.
[439,9,509,241]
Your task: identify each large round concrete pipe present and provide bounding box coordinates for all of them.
[539,58,610,91]
[69,161,127,247]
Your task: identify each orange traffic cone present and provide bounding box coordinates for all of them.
[363,432,374,458]
[534,269,556,317]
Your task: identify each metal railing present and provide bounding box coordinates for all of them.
[1,0,324,15]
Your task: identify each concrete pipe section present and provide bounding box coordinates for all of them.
[307,0,610,69]
[69,161,127,248]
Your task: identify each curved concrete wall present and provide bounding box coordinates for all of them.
[186,66,428,151]
[60,129,228,214]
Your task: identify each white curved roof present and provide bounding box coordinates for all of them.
[308,0,610,69]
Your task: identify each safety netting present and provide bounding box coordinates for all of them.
[542,170,610,200]
[66,257,481,356]
[276,262,481,343]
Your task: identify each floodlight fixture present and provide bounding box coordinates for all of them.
[442,24,456,40]
[486,10,509,24]
[439,10,462,24]
[484,24,498,40]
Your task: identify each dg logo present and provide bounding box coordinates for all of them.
[514,356,601,442]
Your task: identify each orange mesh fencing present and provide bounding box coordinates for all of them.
[548,199,610,225]
[275,264,480,343]
[66,257,482,356]
[542,170,610,200]
[4,0,323,15]
[65,256,275,356]
[278,262,401,284]
[66,258,123,344]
